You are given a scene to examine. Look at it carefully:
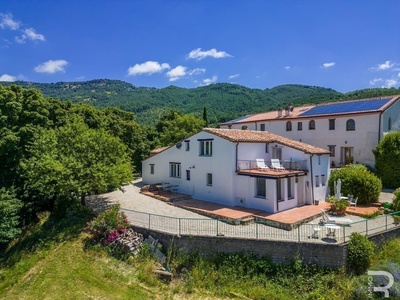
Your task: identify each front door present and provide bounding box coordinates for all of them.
[342,147,354,165]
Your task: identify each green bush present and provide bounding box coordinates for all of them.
[347,233,375,275]
[328,164,382,205]
[86,204,130,245]
[0,187,23,245]
[393,188,400,212]
[373,131,400,188]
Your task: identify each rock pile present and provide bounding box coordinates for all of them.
[110,228,144,256]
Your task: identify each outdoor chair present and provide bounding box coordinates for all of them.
[256,159,270,171]
[349,197,358,207]
[270,159,285,171]
[320,209,352,225]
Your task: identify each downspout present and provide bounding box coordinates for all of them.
[310,154,315,204]
[378,111,383,142]
[235,143,239,172]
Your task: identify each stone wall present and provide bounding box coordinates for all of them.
[132,225,400,269]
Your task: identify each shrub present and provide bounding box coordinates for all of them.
[328,164,382,205]
[87,204,130,244]
[0,187,23,245]
[347,233,375,275]
[373,131,400,188]
[393,188,400,212]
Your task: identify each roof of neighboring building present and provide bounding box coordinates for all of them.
[150,146,169,155]
[204,128,331,155]
[222,95,400,125]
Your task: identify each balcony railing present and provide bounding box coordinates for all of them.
[237,159,308,172]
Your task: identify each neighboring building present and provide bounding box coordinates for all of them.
[220,96,400,168]
[142,128,331,213]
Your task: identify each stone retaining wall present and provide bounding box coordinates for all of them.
[132,225,400,269]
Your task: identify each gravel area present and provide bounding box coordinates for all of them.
[87,178,209,219]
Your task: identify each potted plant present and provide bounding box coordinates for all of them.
[330,198,349,216]
[393,214,400,224]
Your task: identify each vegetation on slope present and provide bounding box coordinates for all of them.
[1,205,400,299]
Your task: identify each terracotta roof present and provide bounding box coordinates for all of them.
[222,95,400,125]
[150,146,170,155]
[204,128,331,155]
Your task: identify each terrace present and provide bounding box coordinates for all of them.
[236,159,308,178]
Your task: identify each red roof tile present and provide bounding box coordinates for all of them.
[204,128,331,155]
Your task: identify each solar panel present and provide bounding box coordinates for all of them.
[299,98,392,117]
[226,115,251,123]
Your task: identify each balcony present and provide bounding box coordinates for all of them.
[236,159,308,178]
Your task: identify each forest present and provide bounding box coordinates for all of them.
[4,79,400,125]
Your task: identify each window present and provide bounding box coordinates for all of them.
[329,119,335,130]
[260,124,265,131]
[286,121,292,131]
[206,173,213,186]
[169,162,181,178]
[199,140,213,156]
[256,178,266,197]
[241,125,248,130]
[315,175,320,187]
[388,117,392,131]
[265,143,269,153]
[277,179,283,201]
[272,147,282,160]
[328,145,336,157]
[318,155,321,165]
[321,175,326,186]
[185,140,190,151]
[309,120,316,130]
[186,170,191,181]
[297,122,303,131]
[346,119,355,131]
[150,164,154,175]
[287,178,293,199]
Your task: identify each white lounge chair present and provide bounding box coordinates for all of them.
[256,159,270,171]
[271,159,285,171]
[320,209,352,225]
[349,197,358,207]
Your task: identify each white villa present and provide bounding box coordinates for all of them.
[142,128,331,213]
[220,96,400,168]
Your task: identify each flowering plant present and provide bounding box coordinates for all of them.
[87,204,130,244]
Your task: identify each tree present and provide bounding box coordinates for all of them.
[203,107,208,127]
[21,118,133,207]
[373,131,400,188]
[0,187,23,244]
[156,110,205,146]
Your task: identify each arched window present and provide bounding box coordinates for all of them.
[309,120,315,130]
[388,117,392,131]
[346,119,355,131]
[286,121,292,131]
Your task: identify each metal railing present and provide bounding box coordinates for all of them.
[121,208,400,244]
[237,159,308,172]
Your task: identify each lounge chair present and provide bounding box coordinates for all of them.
[256,159,270,171]
[349,197,358,207]
[320,209,352,225]
[271,159,285,171]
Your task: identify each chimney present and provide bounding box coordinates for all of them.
[278,107,282,118]
[285,105,290,117]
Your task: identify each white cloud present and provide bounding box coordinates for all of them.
[369,78,383,85]
[166,65,187,82]
[0,74,17,81]
[187,48,232,60]
[203,75,218,85]
[370,60,395,71]
[322,62,335,68]
[127,61,170,76]
[383,79,398,88]
[15,28,45,43]
[188,68,206,75]
[34,60,69,74]
[284,66,291,70]
[0,13,20,30]
[229,74,240,79]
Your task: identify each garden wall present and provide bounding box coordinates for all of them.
[132,225,400,269]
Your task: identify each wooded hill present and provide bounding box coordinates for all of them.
[4,79,400,125]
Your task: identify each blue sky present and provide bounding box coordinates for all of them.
[1,1,399,92]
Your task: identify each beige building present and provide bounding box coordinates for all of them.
[220,96,400,168]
